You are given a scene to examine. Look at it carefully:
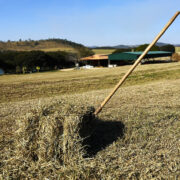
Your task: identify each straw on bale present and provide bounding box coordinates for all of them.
[3,100,95,179]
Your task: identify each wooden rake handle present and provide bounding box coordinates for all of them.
[94,11,180,116]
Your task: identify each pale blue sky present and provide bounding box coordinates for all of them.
[0,0,180,46]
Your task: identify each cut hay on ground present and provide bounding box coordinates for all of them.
[1,101,95,179]
[0,72,180,179]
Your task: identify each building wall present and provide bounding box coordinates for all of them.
[84,60,108,67]
[110,60,134,66]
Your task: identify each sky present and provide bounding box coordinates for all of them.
[0,0,180,46]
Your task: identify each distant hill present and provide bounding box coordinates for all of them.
[90,42,179,50]
[3,39,178,54]
[91,45,132,49]
[155,42,171,47]
[113,45,133,49]
[0,38,94,57]
[175,44,180,47]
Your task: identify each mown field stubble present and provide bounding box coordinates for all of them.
[0,62,180,179]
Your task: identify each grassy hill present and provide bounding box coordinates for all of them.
[0,38,92,54]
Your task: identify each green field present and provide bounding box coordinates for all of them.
[92,48,116,54]
[0,62,180,179]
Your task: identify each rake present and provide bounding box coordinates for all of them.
[94,11,180,116]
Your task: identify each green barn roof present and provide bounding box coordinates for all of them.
[109,51,173,61]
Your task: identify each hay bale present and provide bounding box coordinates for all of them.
[4,100,95,178]
[62,105,95,163]
[15,106,63,163]
[172,53,180,62]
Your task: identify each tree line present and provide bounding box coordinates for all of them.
[0,38,94,74]
[0,50,91,73]
[113,44,175,54]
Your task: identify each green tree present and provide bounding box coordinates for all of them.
[113,48,131,54]
[22,66,27,74]
[135,44,160,51]
[77,47,94,58]
[159,45,175,53]
[16,66,21,74]
[36,66,40,72]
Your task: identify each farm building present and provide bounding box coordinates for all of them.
[109,51,173,65]
[109,51,172,65]
[80,54,108,66]
[80,51,173,67]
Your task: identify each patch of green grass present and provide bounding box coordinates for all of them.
[92,49,116,54]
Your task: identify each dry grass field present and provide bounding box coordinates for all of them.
[1,62,180,103]
[41,47,77,52]
[175,46,180,53]
[0,62,180,179]
[0,40,78,53]
[92,49,116,54]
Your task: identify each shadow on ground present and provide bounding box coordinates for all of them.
[82,118,125,157]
